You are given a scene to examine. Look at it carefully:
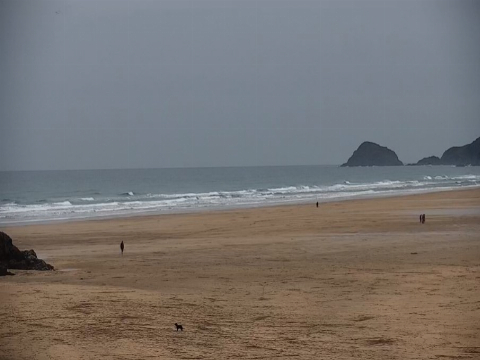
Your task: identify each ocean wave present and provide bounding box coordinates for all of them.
[267,186,297,193]
[421,174,480,182]
[451,174,479,180]
[2,202,16,206]
[53,201,73,206]
[1,174,479,225]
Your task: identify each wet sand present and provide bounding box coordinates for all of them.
[1,188,480,359]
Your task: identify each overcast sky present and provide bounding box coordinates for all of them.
[1,0,479,170]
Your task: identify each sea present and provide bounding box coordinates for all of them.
[1,165,479,225]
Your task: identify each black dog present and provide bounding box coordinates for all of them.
[175,323,183,331]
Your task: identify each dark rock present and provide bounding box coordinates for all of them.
[341,141,403,167]
[0,263,14,276]
[0,263,6,276]
[441,137,480,166]
[0,231,54,276]
[414,156,443,166]
[0,231,23,262]
[22,249,37,261]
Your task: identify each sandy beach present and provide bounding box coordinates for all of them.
[1,188,479,360]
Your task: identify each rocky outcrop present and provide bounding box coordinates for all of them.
[0,231,19,262]
[341,142,403,167]
[410,137,480,166]
[414,155,443,166]
[0,231,54,276]
[440,137,480,166]
[0,263,13,276]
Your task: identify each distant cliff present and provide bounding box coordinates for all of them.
[341,142,403,167]
[440,137,480,166]
[413,137,480,166]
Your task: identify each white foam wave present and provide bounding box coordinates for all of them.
[267,186,297,193]
[2,174,479,225]
[451,174,479,180]
[53,201,72,206]
[423,174,480,182]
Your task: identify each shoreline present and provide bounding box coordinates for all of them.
[1,187,479,359]
[2,184,479,228]
[3,187,480,244]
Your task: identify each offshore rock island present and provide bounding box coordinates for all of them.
[414,137,480,166]
[342,137,480,167]
[341,141,403,167]
[437,137,480,166]
[414,156,443,166]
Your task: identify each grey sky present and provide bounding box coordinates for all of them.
[1,0,479,170]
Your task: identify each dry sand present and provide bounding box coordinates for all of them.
[1,188,480,360]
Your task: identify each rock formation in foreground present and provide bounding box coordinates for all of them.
[0,263,13,276]
[341,141,403,167]
[0,231,54,276]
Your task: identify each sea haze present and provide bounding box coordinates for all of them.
[1,166,479,225]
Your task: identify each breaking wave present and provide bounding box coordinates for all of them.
[1,173,479,225]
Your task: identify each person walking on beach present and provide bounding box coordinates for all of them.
[120,241,124,255]
[419,214,422,223]
[316,202,319,208]
[422,214,426,224]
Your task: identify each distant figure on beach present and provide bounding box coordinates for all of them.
[422,214,426,224]
[316,202,319,208]
[120,241,124,255]
[419,214,422,223]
